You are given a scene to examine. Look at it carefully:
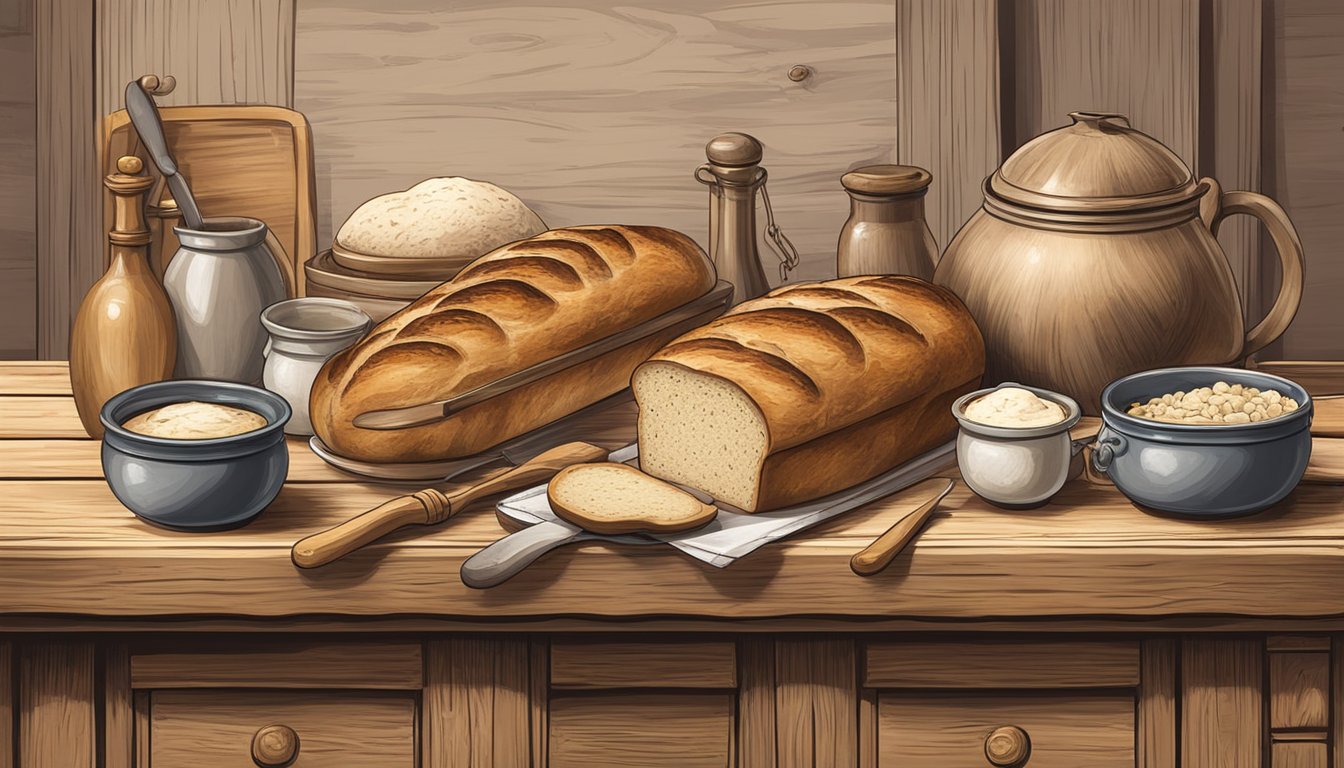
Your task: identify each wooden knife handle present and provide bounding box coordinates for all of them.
[291,442,609,569]
[850,479,955,576]
[443,441,608,511]
[292,489,448,569]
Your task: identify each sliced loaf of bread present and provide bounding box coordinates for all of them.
[547,463,717,535]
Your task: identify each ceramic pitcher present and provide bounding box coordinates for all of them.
[934,111,1305,414]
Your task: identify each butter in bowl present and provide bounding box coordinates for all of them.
[952,383,1083,508]
[99,380,291,531]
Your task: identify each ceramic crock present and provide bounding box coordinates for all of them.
[934,111,1306,415]
[951,383,1083,508]
[163,216,287,383]
[261,298,372,436]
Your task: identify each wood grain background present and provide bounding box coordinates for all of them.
[294,0,899,284]
[4,0,1343,359]
[1261,0,1344,360]
[0,0,35,359]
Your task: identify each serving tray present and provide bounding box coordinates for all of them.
[353,280,736,429]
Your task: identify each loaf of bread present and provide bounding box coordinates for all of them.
[336,177,546,260]
[310,225,715,462]
[632,276,985,512]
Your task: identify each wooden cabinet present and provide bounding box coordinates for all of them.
[5,631,1344,765]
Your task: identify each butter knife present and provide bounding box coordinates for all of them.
[291,441,629,569]
[459,442,642,588]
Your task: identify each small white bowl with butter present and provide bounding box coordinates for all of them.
[952,383,1082,508]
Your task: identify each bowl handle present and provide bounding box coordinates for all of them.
[1091,429,1127,474]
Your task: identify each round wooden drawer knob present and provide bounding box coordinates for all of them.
[252,724,300,767]
[984,724,1031,767]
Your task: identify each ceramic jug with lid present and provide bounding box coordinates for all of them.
[934,111,1304,414]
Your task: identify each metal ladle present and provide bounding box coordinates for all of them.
[123,75,205,230]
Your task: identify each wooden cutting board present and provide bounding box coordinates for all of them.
[99,105,317,296]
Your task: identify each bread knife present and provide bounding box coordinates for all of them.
[352,281,733,429]
[291,441,635,569]
[308,390,633,484]
[459,442,644,589]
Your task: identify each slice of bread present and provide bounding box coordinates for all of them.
[547,463,718,535]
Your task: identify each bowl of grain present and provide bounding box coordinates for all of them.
[1095,366,1313,517]
[99,380,291,531]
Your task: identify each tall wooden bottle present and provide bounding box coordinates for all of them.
[70,156,177,438]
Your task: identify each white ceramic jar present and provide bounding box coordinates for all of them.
[951,383,1084,508]
[261,298,371,436]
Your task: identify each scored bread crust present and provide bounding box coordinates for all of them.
[633,276,985,512]
[310,225,715,462]
[548,463,718,535]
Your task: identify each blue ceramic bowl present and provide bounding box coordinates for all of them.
[99,380,291,531]
[1094,366,1313,517]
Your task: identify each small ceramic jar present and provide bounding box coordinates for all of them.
[951,383,1083,508]
[261,298,371,436]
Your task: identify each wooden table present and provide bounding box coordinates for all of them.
[2,360,1343,767]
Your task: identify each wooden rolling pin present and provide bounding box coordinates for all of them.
[292,441,608,569]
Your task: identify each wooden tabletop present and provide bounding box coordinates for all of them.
[2,361,1344,626]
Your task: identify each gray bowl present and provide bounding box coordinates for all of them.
[1095,367,1313,518]
[99,380,291,531]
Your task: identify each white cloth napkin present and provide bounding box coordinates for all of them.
[497,441,956,568]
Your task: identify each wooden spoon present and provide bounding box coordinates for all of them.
[850,478,956,577]
[292,441,608,569]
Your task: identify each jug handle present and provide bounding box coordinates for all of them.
[1198,177,1305,360]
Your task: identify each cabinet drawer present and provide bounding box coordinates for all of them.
[149,690,416,767]
[865,640,1139,688]
[549,692,734,767]
[877,693,1134,767]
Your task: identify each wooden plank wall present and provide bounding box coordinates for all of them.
[895,0,1002,252]
[1261,0,1344,360]
[0,0,36,360]
[294,0,900,284]
[95,0,295,117]
[12,1,1343,359]
[35,0,99,361]
[1205,0,1263,325]
[1008,0,1199,166]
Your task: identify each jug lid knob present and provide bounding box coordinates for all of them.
[1069,111,1132,131]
